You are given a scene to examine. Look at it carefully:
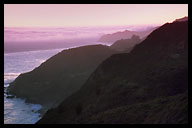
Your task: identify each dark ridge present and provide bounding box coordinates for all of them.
[7,44,117,111]
[37,21,188,124]
[110,35,142,52]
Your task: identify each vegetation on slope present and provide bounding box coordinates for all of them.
[7,45,117,109]
[38,21,188,124]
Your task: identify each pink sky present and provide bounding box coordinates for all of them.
[4,4,188,27]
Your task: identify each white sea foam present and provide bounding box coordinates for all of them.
[4,48,63,124]
[4,96,42,124]
[4,73,20,85]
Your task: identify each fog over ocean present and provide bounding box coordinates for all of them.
[4,25,157,53]
[4,25,157,124]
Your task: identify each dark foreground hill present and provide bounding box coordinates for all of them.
[37,21,188,124]
[7,45,117,110]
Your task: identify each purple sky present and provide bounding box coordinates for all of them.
[4,4,188,27]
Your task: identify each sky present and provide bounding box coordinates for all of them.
[4,4,188,27]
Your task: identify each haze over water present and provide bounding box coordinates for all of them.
[4,4,187,53]
[4,4,188,124]
[4,25,158,53]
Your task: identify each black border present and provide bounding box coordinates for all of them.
[1,1,190,127]
[2,1,191,4]
[1,1,4,126]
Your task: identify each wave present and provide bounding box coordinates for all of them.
[4,73,21,77]
[4,96,42,124]
[4,73,21,85]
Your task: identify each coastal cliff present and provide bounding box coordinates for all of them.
[7,45,117,110]
[38,21,188,124]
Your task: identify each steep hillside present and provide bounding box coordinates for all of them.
[110,35,141,52]
[7,45,117,110]
[38,21,188,124]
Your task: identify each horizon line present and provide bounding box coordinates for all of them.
[4,23,162,29]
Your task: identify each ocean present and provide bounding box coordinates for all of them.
[4,48,64,124]
[4,25,154,124]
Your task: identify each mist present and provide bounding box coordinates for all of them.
[4,25,158,53]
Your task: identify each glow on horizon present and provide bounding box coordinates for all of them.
[4,4,188,27]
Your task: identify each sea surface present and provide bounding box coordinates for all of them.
[4,48,64,124]
[4,25,156,124]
